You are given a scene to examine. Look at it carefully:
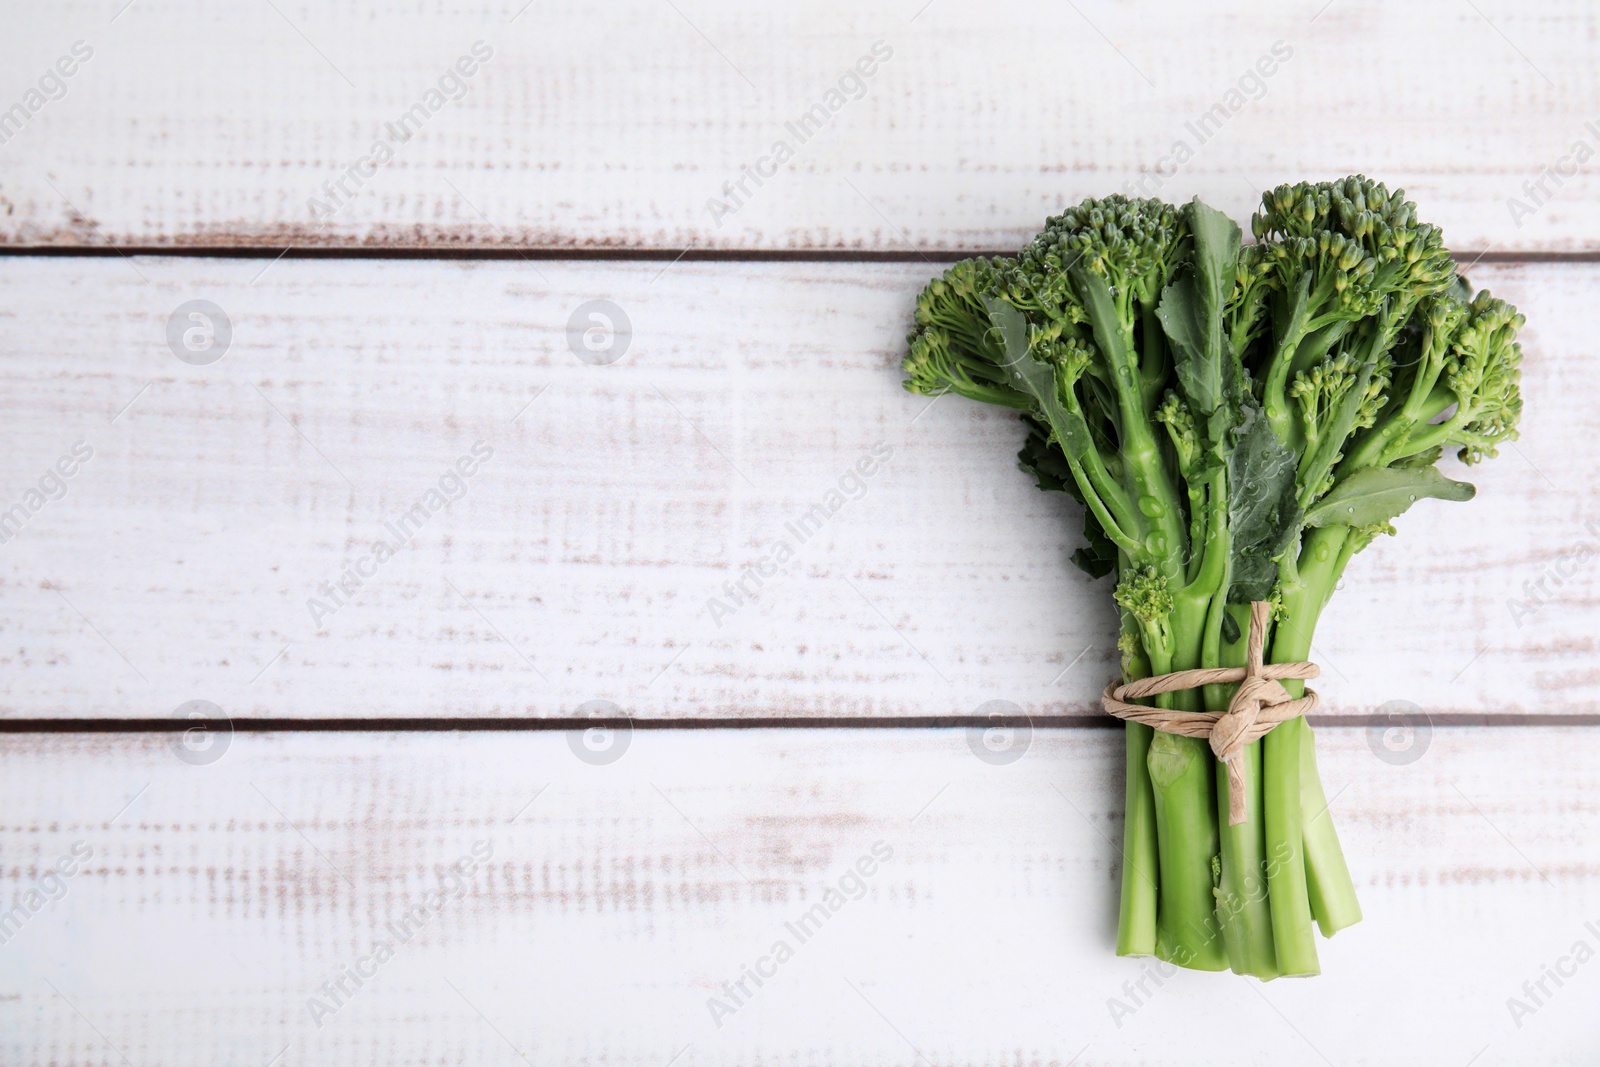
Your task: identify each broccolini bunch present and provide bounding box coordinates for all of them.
[903,177,1524,978]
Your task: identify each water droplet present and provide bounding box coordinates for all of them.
[1144,532,1167,555]
[1314,545,1332,562]
[1138,496,1165,518]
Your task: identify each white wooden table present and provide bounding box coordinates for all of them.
[2,2,1598,1063]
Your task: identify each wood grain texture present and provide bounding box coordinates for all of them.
[0,727,1595,1065]
[0,258,1591,720]
[1,0,1596,251]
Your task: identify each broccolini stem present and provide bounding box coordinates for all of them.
[1301,723,1362,936]
[1295,362,1376,511]
[1183,469,1230,599]
[1074,269,1189,575]
[1261,523,1354,975]
[1261,718,1318,976]
[1138,301,1171,413]
[1118,720,1161,957]
[1216,742,1281,978]
[1201,599,1246,713]
[1114,603,1164,959]
[1208,598,1279,979]
[1394,398,1476,457]
[1058,443,1143,557]
[1122,439,1188,578]
[1291,529,1363,937]
[1148,591,1227,970]
[1149,728,1228,971]
[1053,389,1143,546]
[1182,480,1208,587]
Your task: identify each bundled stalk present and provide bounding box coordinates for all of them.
[903,177,1524,977]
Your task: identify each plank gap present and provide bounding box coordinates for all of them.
[4,246,1600,265]
[5,714,1600,733]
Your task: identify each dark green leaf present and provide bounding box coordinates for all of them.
[1016,415,1115,580]
[1016,414,1074,493]
[1304,466,1476,528]
[1228,403,1300,550]
[1071,515,1118,579]
[1229,549,1283,603]
[1226,401,1302,603]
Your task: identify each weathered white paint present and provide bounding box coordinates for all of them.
[0,258,1586,720]
[0,727,1594,1065]
[3,4,1592,1060]
[0,1,1592,251]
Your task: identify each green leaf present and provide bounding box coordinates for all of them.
[1188,198,1242,314]
[1304,466,1476,529]
[1158,278,1209,401]
[1393,445,1444,470]
[985,295,1031,366]
[983,296,1098,459]
[1157,200,1242,453]
[1227,401,1302,603]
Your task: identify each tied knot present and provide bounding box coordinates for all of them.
[1099,601,1320,825]
[1210,674,1290,765]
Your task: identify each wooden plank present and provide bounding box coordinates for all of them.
[0,727,1595,1064]
[1,1,1596,251]
[0,257,1591,720]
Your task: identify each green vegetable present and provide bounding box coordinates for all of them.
[903,176,1524,978]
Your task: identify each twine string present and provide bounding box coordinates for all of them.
[1100,601,1319,825]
